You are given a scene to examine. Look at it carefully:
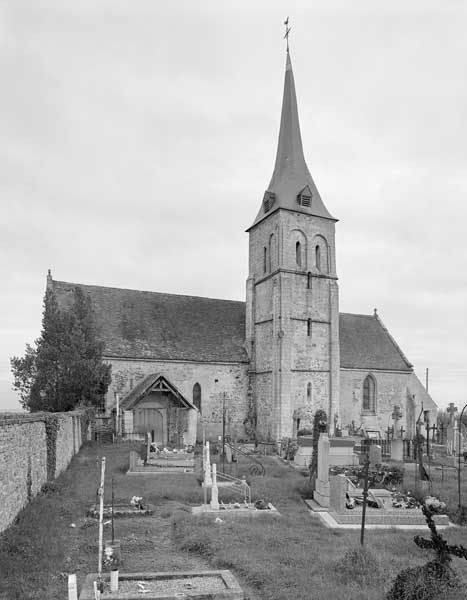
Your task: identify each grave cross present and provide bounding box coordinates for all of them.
[399,425,405,440]
[447,402,458,426]
[415,504,467,564]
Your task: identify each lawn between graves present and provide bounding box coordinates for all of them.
[1,442,467,600]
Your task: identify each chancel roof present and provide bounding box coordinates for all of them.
[51,279,412,372]
[339,313,412,372]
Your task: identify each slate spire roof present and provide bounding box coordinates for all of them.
[250,51,335,228]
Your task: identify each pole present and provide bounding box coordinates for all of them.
[360,442,370,546]
[222,393,226,474]
[458,404,467,509]
[115,393,120,437]
[425,368,429,392]
[97,457,106,593]
[111,477,115,543]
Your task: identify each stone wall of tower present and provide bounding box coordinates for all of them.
[248,209,339,441]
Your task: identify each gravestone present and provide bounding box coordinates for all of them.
[211,463,219,510]
[329,438,358,466]
[369,444,382,468]
[329,474,347,512]
[391,438,404,461]
[204,441,212,486]
[146,432,151,463]
[313,433,330,508]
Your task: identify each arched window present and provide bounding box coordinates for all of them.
[307,382,312,403]
[263,247,267,274]
[315,245,321,271]
[363,375,376,412]
[193,383,201,413]
[296,241,302,267]
[307,318,312,336]
[307,272,312,289]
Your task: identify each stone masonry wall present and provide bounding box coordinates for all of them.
[105,358,250,441]
[338,369,438,437]
[0,411,86,533]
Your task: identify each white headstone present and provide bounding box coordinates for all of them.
[210,463,219,510]
[317,433,330,482]
[204,441,212,486]
[313,433,331,508]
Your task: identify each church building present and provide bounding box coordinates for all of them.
[49,49,436,446]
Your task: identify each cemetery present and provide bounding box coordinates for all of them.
[2,409,467,600]
[127,433,195,475]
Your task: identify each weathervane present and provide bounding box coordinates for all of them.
[284,16,291,52]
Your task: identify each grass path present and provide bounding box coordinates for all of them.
[1,441,467,599]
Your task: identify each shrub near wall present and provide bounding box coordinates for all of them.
[0,409,91,533]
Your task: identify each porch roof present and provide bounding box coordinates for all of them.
[120,373,197,411]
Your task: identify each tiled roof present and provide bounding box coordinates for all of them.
[51,280,248,363]
[51,280,412,371]
[119,374,196,411]
[339,313,412,372]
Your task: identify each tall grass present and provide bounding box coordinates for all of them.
[1,442,467,600]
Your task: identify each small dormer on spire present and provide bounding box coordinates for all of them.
[249,48,335,229]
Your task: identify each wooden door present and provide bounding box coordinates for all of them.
[134,408,165,446]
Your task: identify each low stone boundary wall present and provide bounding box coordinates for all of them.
[0,409,92,533]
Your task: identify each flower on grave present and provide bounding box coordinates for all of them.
[425,496,447,514]
[103,545,119,570]
[130,495,144,509]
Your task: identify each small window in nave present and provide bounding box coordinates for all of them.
[193,383,202,413]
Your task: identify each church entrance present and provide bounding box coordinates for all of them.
[120,373,197,447]
[134,407,166,446]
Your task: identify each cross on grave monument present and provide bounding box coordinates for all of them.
[146,432,151,464]
[391,405,404,461]
[446,403,458,456]
[392,405,402,432]
[447,402,458,425]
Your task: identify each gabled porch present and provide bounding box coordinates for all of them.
[120,374,197,447]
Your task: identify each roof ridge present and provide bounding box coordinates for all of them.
[52,279,245,305]
[339,312,374,318]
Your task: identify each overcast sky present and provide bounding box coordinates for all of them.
[1,1,466,412]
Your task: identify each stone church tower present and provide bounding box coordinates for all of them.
[246,51,340,440]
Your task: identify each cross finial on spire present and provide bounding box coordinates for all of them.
[284,17,291,53]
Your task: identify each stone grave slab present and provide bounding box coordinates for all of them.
[87,503,155,519]
[191,502,280,517]
[127,450,195,475]
[79,570,244,599]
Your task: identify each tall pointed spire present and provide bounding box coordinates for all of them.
[250,51,335,228]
